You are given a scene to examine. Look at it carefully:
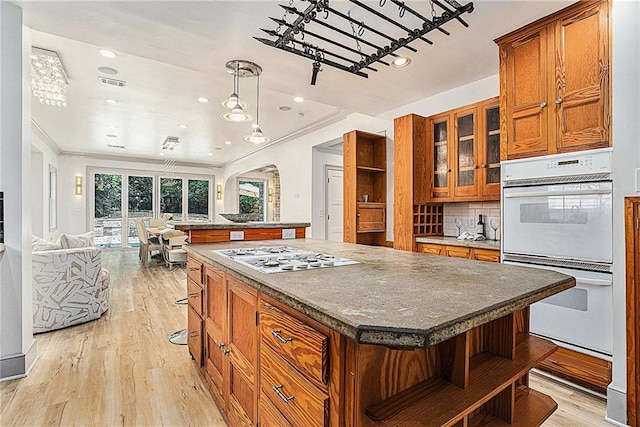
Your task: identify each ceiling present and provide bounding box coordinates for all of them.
[16,0,573,167]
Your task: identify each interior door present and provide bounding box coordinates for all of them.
[326,168,344,242]
[93,172,124,248]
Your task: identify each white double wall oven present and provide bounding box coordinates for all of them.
[501,148,614,358]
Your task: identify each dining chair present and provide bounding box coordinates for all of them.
[149,218,165,229]
[137,220,161,266]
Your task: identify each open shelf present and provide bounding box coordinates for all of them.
[357,166,386,173]
[413,204,443,236]
[365,335,556,427]
[468,386,557,427]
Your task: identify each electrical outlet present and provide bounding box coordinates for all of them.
[230,231,245,241]
[282,229,296,239]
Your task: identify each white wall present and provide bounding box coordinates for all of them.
[30,132,60,241]
[222,113,393,238]
[608,0,640,423]
[0,3,36,379]
[57,155,220,235]
[379,75,500,121]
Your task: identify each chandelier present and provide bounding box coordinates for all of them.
[162,136,180,187]
[255,0,474,85]
[31,47,68,107]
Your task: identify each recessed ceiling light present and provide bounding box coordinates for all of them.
[391,57,412,68]
[294,96,304,103]
[99,49,117,58]
[279,106,292,112]
[178,124,188,129]
[98,66,119,75]
[106,134,118,138]
[208,152,213,156]
[225,141,232,145]
[105,99,119,105]
[198,97,209,103]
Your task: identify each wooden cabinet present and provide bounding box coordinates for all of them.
[416,242,500,263]
[479,98,502,199]
[187,257,204,366]
[344,130,387,246]
[204,265,226,404]
[497,0,611,160]
[429,112,453,201]
[536,347,612,395]
[453,106,479,199]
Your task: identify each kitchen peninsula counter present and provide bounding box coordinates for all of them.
[172,221,309,243]
[186,239,571,348]
[185,239,574,427]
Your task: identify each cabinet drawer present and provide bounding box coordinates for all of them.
[187,257,203,285]
[444,245,471,259]
[261,345,329,427]
[417,243,444,256]
[259,391,292,427]
[187,305,203,367]
[260,301,328,386]
[187,278,203,316]
[471,248,500,263]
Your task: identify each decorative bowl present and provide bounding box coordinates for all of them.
[219,213,261,223]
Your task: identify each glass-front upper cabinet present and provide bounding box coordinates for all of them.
[480,98,501,200]
[430,112,452,200]
[453,106,479,198]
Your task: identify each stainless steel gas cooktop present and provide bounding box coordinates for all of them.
[215,246,359,274]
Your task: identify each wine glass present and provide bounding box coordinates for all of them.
[490,219,500,241]
[455,218,463,236]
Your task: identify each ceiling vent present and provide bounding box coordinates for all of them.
[106,143,125,149]
[98,76,126,88]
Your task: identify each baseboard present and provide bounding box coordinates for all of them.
[0,338,37,381]
[606,384,628,426]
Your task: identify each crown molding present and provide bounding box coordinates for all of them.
[31,119,62,155]
[60,151,221,169]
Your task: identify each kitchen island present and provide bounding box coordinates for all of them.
[172,221,309,243]
[184,239,575,427]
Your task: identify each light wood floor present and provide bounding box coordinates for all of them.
[1,250,609,426]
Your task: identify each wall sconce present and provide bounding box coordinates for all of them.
[216,184,222,200]
[268,187,273,203]
[75,176,83,195]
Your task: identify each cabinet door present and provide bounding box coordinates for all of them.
[553,1,610,152]
[501,26,550,159]
[471,248,500,263]
[430,113,452,200]
[479,100,501,200]
[356,202,386,233]
[226,277,259,426]
[417,243,444,256]
[453,107,479,198]
[205,266,226,405]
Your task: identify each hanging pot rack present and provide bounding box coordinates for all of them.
[255,0,474,85]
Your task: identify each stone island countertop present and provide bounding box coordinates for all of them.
[185,239,574,348]
[415,235,501,250]
[172,221,310,231]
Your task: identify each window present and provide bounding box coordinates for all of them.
[161,177,183,221]
[238,179,266,221]
[188,179,210,221]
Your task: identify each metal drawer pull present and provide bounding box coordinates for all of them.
[272,385,294,403]
[188,293,199,298]
[188,267,199,271]
[272,330,293,344]
[188,331,198,338]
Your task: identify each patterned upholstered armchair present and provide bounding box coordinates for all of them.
[32,247,110,333]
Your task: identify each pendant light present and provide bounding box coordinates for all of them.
[221,61,253,123]
[244,73,271,144]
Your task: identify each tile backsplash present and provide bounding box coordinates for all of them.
[443,201,501,241]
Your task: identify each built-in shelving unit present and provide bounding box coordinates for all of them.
[413,204,443,236]
[344,130,387,246]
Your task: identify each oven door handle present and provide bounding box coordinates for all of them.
[503,188,612,198]
[575,277,612,287]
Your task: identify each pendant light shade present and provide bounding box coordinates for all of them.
[222,60,258,123]
[243,72,270,144]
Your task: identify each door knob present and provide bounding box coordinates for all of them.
[555,97,563,104]
[481,164,488,169]
[222,349,230,356]
[540,102,547,108]
[217,342,225,348]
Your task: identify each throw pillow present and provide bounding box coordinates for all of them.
[59,231,94,249]
[31,235,60,252]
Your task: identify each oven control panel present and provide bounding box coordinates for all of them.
[503,148,612,181]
